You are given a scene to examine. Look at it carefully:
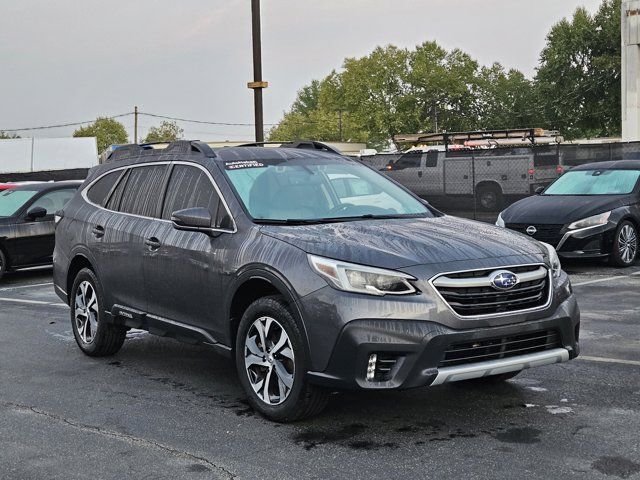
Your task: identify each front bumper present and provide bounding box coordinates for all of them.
[306,294,580,390]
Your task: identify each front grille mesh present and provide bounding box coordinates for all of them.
[506,223,564,247]
[433,265,550,317]
[438,330,561,368]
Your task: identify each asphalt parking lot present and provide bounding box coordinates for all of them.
[1,262,639,480]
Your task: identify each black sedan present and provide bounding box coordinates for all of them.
[496,160,640,267]
[0,181,81,280]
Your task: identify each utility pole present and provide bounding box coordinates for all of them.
[134,106,138,144]
[248,0,268,142]
[622,1,640,140]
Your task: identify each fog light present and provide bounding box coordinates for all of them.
[366,354,377,381]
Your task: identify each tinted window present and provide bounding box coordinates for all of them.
[119,165,167,217]
[393,152,421,170]
[30,189,77,215]
[161,165,222,225]
[106,169,130,211]
[87,170,122,206]
[425,151,438,167]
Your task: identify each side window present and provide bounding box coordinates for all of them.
[393,152,421,170]
[119,165,167,217]
[87,170,123,206]
[106,169,130,211]
[30,189,77,215]
[161,165,223,227]
[425,150,438,168]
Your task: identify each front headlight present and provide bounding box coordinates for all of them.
[540,242,561,278]
[568,211,611,230]
[495,212,505,228]
[308,254,417,296]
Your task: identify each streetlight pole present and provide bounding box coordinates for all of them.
[248,0,268,142]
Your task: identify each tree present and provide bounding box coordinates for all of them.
[536,0,621,139]
[143,120,183,143]
[73,117,128,153]
[0,131,20,139]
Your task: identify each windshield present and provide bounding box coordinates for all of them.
[222,157,432,223]
[544,169,640,196]
[0,189,38,217]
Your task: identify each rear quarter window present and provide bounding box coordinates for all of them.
[87,170,123,206]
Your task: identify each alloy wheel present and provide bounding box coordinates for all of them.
[74,280,99,344]
[618,224,638,265]
[244,316,295,405]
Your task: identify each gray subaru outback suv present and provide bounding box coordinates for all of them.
[54,140,580,421]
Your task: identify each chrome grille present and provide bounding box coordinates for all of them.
[438,330,561,368]
[432,265,550,317]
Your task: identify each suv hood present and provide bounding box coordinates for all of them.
[260,216,544,270]
[502,194,628,225]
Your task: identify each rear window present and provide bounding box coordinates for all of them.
[118,165,167,217]
[87,170,123,206]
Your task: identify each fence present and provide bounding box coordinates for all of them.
[359,141,640,223]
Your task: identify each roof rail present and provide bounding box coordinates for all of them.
[236,140,342,155]
[105,140,216,163]
[105,144,155,163]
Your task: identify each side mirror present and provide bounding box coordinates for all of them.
[171,207,214,234]
[26,206,47,221]
[534,186,545,195]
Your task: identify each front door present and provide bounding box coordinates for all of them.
[143,163,233,341]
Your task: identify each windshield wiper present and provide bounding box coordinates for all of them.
[254,214,424,225]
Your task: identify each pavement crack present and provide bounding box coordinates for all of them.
[2,401,236,479]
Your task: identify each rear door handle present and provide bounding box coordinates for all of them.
[418,171,423,178]
[91,225,105,238]
[144,237,161,250]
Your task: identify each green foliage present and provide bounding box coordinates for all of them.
[271,0,622,147]
[0,131,20,139]
[73,117,128,153]
[143,120,184,143]
[536,0,621,139]
[269,43,541,149]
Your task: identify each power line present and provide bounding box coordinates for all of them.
[0,112,134,132]
[138,111,279,127]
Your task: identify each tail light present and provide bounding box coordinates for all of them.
[556,165,564,174]
[528,168,535,175]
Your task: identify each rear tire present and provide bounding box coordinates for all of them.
[477,184,503,212]
[235,295,328,422]
[70,268,126,356]
[610,220,638,267]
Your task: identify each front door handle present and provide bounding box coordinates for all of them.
[92,225,105,238]
[144,237,161,251]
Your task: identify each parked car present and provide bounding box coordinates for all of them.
[497,160,640,267]
[54,140,579,422]
[0,181,81,280]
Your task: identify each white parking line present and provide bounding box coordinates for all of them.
[0,282,53,292]
[579,355,640,367]
[0,297,66,308]
[572,276,628,287]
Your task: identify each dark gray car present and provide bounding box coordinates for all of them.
[53,141,580,421]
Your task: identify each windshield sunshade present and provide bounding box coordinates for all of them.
[544,169,640,196]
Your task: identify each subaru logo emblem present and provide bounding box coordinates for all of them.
[490,270,519,290]
[526,226,537,235]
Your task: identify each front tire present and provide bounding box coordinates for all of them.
[610,220,638,267]
[235,296,328,422]
[70,268,126,356]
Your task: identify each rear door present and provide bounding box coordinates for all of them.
[97,163,169,313]
[12,187,77,266]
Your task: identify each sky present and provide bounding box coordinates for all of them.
[0,0,604,142]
